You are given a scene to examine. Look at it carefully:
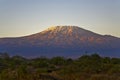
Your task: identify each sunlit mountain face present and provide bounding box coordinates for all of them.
[0,26,120,58]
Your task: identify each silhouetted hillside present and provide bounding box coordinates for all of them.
[0,53,120,80]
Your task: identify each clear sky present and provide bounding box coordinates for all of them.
[0,0,120,38]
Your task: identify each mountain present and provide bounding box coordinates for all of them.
[0,26,120,58]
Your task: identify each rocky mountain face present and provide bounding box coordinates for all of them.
[0,26,120,58]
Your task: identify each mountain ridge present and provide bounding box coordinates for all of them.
[0,26,120,58]
[0,26,119,39]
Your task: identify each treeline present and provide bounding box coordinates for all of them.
[0,53,120,80]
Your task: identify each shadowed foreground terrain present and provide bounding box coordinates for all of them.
[0,53,120,80]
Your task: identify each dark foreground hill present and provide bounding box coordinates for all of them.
[0,53,120,80]
[0,26,120,57]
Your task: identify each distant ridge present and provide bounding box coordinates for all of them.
[0,26,120,58]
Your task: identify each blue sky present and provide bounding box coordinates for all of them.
[0,0,120,37]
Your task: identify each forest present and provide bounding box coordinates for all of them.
[0,53,120,80]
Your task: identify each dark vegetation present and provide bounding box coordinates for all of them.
[0,53,120,80]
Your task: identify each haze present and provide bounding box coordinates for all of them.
[0,0,120,37]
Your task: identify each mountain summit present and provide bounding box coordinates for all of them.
[38,26,98,37]
[26,26,103,46]
[0,26,120,58]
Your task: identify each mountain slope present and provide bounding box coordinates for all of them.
[0,26,120,58]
